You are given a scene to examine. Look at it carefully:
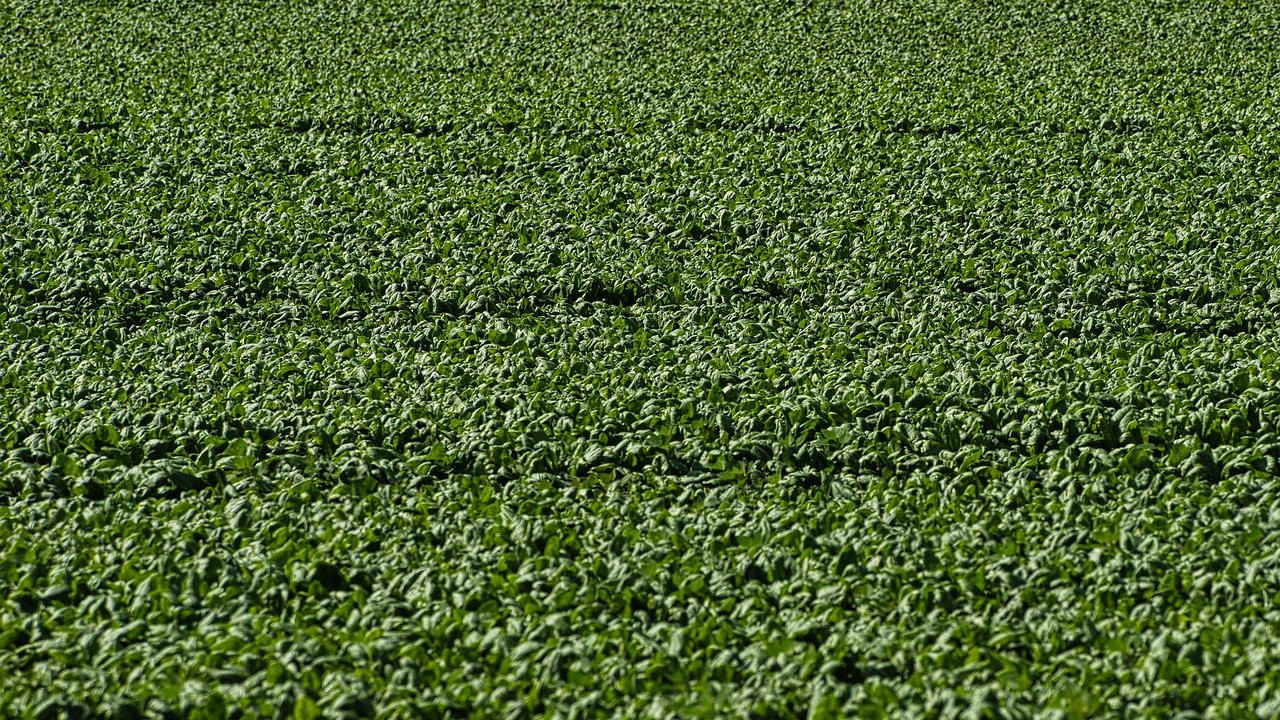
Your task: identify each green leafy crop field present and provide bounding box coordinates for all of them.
[4,0,1280,717]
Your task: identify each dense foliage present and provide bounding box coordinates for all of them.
[4,0,1280,716]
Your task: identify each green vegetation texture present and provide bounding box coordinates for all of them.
[4,0,1280,717]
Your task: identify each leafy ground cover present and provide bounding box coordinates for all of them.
[4,0,1280,717]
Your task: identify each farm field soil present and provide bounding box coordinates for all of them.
[4,0,1280,717]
